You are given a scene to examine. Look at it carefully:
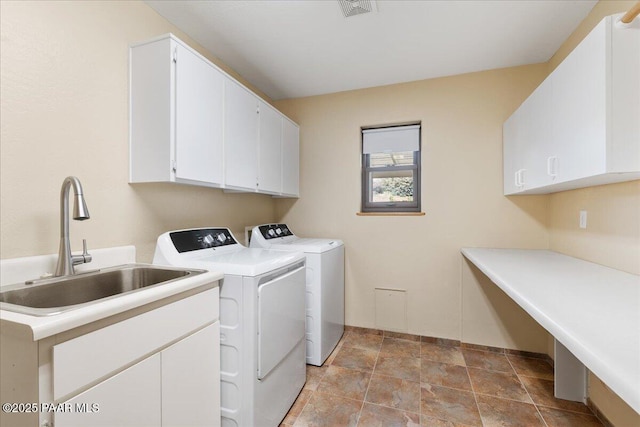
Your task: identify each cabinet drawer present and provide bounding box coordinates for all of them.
[53,287,219,400]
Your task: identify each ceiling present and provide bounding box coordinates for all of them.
[146,0,598,101]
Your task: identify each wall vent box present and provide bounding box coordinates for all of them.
[374,288,407,332]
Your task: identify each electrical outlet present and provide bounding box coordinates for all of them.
[579,210,587,229]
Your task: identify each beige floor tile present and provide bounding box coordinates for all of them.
[538,406,604,426]
[342,332,384,352]
[419,415,459,426]
[323,338,345,366]
[380,337,421,358]
[384,331,421,342]
[357,403,420,427]
[507,355,554,380]
[304,365,328,391]
[420,360,472,391]
[520,376,592,414]
[365,374,421,413]
[282,389,313,425]
[421,343,465,366]
[468,368,531,402]
[420,383,482,426]
[294,392,362,427]
[317,365,371,400]
[375,355,421,382]
[286,338,599,427]
[332,346,378,372]
[476,394,545,427]
[462,349,514,373]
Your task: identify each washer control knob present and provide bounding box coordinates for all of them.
[202,234,214,247]
[276,228,282,235]
[216,233,227,243]
[268,229,276,237]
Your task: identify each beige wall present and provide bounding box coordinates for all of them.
[547,0,640,276]
[1,0,637,423]
[274,1,639,423]
[0,1,277,263]
[275,65,551,345]
[545,1,640,425]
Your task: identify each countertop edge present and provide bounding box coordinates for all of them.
[460,247,640,414]
[0,270,223,341]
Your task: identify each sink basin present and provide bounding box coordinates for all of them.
[0,264,205,316]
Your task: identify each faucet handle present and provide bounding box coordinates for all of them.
[72,239,93,266]
[82,239,92,263]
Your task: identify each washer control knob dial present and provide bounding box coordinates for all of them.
[216,233,227,243]
[276,228,282,235]
[202,234,214,247]
[268,229,276,237]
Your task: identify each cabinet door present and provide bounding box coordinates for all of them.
[55,354,161,427]
[552,19,607,182]
[258,101,283,194]
[503,77,554,194]
[282,119,300,197]
[521,77,554,190]
[162,322,220,427]
[175,43,224,186]
[224,78,259,191]
[503,108,525,195]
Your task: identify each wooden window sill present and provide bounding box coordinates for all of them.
[356,212,425,216]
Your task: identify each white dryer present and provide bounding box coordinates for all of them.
[154,228,306,427]
[250,224,344,366]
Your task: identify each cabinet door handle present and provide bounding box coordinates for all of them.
[515,169,526,188]
[547,156,558,178]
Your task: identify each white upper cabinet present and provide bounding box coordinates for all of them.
[175,44,224,185]
[130,35,224,187]
[224,81,299,197]
[503,14,640,195]
[224,78,260,191]
[130,33,300,198]
[281,118,300,197]
[258,100,283,195]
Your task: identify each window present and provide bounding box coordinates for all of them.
[361,124,421,213]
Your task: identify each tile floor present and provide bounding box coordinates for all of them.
[282,330,604,427]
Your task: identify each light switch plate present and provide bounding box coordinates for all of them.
[579,210,587,229]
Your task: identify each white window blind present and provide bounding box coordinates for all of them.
[362,125,420,154]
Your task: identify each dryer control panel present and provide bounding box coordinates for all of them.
[258,224,294,240]
[170,228,237,252]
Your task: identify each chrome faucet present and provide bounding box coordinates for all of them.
[54,176,92,276]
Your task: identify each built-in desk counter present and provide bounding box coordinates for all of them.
[461,248,639,414]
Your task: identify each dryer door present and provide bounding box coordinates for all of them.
[257,263,305,380]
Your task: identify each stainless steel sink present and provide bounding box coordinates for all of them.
[0,264,205,316]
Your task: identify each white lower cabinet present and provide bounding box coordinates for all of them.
[0,287,221,427]
[56,354,162,427]
[162,322,220,427]
[56,322,220,427]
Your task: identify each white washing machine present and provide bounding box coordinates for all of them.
[250,224,344,366]
[154,228,306,427]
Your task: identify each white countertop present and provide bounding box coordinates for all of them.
[0,246,223,341]
[461,248,640,414]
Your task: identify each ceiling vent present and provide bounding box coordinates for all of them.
[338,0,377,18]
